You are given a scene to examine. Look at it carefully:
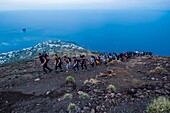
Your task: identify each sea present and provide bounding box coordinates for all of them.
[0,10,170,56]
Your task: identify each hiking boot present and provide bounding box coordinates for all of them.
[49,69,52,73]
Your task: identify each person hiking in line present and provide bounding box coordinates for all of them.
[119,53,123,61]
[90,55,95,67]
[67,56,72,69]
[149,52,153,56]
[108,53,113,62]
[103,53,108,65]
[64,56,70,72]
[80,55,87,70]
[99,54,103,64]
[38,53,52,74]
[122,52,127,61]
[73,57,79,71]
[115,53,120,60]
[95,55,100,65]
[112,53,117,60]
[54,54,63,73]
[126,52,131,59]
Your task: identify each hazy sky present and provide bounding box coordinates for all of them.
[0,0,170,10]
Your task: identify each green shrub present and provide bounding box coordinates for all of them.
[107,84,116,93]
[66,76,75,84]
[146,96,170,113]
[148,67,168,74]
[67,103,76,111]
[62,93,72,100]
[79,92,90,99]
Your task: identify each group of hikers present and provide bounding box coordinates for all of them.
[38,51,153,74]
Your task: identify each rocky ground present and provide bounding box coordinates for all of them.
[0,56,170,113]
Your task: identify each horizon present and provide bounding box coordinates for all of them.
[0,0,170,11]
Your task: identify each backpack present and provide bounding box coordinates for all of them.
[43,54,50,62]
[76,58,81,62]
[68,57,72,62]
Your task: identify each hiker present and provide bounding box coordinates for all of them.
[108,53,113,62]
[95,56,100,65]
[133,51,137,57]
[119,53,123,61]
[103,53,108,65]
[54,54,63,73]
[99,54,103,64]
[143,52,146,56]
[126,52,130,59]
[130,51,134,57]
[112,53,117,60]
[115,53,120,60]
[73,57,79,71]
[136,51,139,57]
[38,53,52,74]
[67,56,72,69]
[80,55,87,70]
[122,52,127,61]
[64,56,70,72]
[149,52,153,56]
[90,55,95,67]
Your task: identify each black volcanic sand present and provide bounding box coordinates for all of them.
[0,56,170,113]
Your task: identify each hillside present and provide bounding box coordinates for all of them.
[0,40,94,65]
[0,56,169,113]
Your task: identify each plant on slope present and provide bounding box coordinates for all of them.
[107,84,116,93]
[62,93,73,100]
[66,76,75,84]
[146,96,170,113]
[79,92,90,99]
[148,66,168,74]
[67,103,76,111]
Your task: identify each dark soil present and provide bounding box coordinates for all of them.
[0,56,169,113]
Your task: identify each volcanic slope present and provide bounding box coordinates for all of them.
[0,56,169,113]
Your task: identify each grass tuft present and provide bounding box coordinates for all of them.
[79,92,90,99]
[67,103,76,111]
[66,76,75,84]
[146,96,170,113]
[148,67,168,74]
[107,84,116,93]
[62,93,73,100]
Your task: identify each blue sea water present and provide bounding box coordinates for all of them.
[0,10,170,56]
